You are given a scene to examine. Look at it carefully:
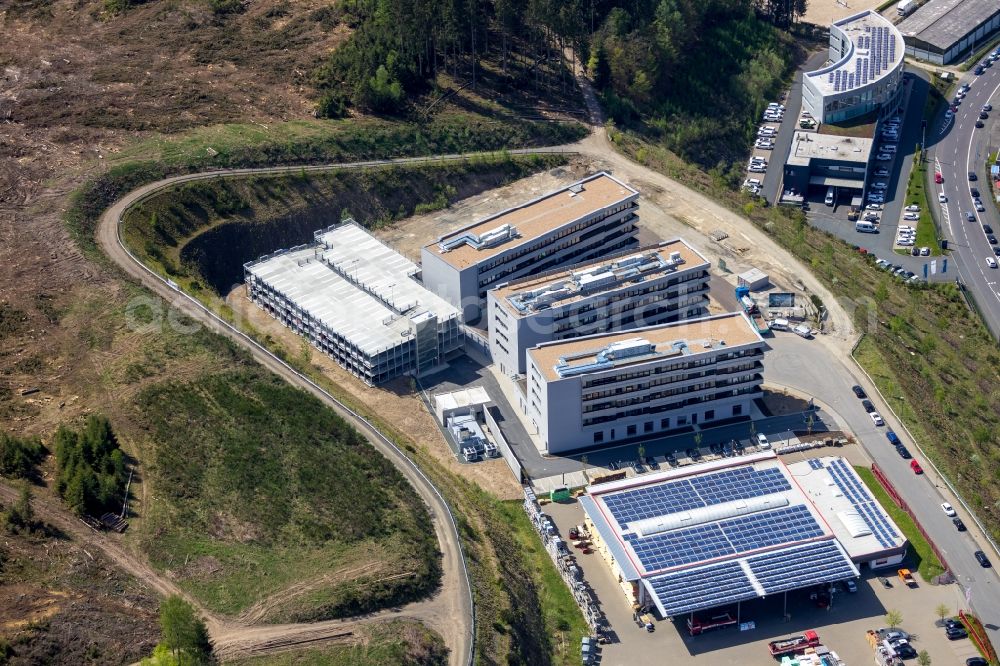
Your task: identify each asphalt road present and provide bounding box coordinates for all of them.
[767,335,1000,640]
[761,52,826,203]
[928,58,1000,337]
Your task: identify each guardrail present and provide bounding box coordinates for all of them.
[111,165,498,665]
[850,335,1000,562]
[870,462,951,575]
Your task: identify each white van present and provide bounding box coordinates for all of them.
[770,318,790,331]
[825,187,836,206]
[856,220,879,233]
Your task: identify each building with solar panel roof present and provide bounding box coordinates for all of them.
[802,10,905,124]
[580,452,906,619]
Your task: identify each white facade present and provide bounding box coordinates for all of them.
[802,11,905,124]
[488,240,710,376]
[421,173,640,322]
[523,312,766,454]
[245,222,462,385]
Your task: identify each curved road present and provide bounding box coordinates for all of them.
[92,153,588,664]
[928,58,1000,337]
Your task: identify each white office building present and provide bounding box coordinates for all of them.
[802,11,905,124]
[488,239,710,376]
[523,312,766,454]
[245,222,462,385]
[421,173,640,322]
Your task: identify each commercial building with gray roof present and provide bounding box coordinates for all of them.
[898,0,1000,65]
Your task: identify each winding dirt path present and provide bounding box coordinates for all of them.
[85,63,861,660]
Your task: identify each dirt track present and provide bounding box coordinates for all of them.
[82,58,865,662]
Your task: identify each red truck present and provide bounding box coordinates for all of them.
[768,630,820,656]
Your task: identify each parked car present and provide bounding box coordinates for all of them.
[994,247,1000,257]
[862,399,876,413]
[989,235,998,245]
[967,211,976,222]
[939,193,948,203]
[983,104,993,112]
[910,459,922,473]
[969,171,978,181]
[967,658,989,666]
[852,385,866,398]
[975,65,985,75]
[870,412,885,426]
[904,212,919,221]
[935,172,944,184]
[981,111,990,120]
[896,444,911,459]
[755,432,771,449]
[977,120,985,128]
[976,200,986,212]
[877,153,893,161]
[946,625,968,640]
[941,502,957,517]
[971,187,981,198]
[896,644,918,659]
[920,247,930,256]
[975,550,993,567]
[886,430,900,445]
[875,168,890,177]
[954,516,967,531]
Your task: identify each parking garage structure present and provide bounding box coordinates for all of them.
[802,10,905,125]
[245,221,463,385]
[421,173,640,323]
[487,239,711,377]
[579,452,906,621]
[522,312,766,455]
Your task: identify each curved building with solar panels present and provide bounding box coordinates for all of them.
[579,452,906,620]
[802,10,905,124]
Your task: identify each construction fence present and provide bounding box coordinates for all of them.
[522,486,608,639]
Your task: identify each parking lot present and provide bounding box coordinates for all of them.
[543,443,981,666]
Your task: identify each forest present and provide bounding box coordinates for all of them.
[318,0,808,166]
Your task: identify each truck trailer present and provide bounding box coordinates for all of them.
[769,630,821,656]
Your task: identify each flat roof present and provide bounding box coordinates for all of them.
[492,239,708,318]
[788,131,874,167]
[898,0,1000,50]
[806,10,904,96]
[425,172,638,269]
[788,456,906,558]
[527,312,763,382]
[581,453,860,618]
[246,222,460,357]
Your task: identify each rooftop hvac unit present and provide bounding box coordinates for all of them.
[603,338,655,359]
[668,251,683,264]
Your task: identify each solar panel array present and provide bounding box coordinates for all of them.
[827,24,897,93]
[623,505,824,572]
[646,562,757,616]
[807,458,824,470]
[747,540,857,594]
[602,466,792,529]
[689,467,791,505]
[602,479,705,527]
[825,458,900,548]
